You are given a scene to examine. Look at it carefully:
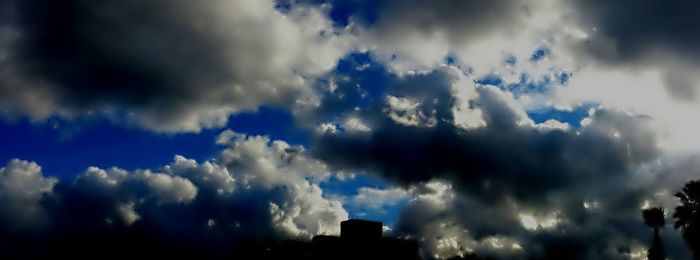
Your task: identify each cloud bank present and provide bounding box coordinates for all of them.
[0,132,346,258]
[0,0,352,132]
[305,64,686,258]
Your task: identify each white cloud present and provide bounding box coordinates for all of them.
[342,117,372,133]
[0,131,349,254]
[165,155,236,195]
[0,0,357,132]
[393,181,526,259]
[0,159,57,230]
[345,186,409,213]
[215,133,347,237]
[385,95,437,127]
[73,166,198,225]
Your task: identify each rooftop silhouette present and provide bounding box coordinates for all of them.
[237,219,421,259]
[340,219,383,240]
[311,219,421,260]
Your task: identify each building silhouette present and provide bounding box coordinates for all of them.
[239,219,421,259]
[309,219,421,260]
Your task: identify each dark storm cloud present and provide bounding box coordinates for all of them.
[0,133,347,258]
[343,0,527,36]
[394,164,694,259]
[569,0,700,101]
[571,0,700,64]
[312,67,659,203]
[0,0,350,131]
[292,0,525,30]
[389,168,691,259]
[306,65,668,258]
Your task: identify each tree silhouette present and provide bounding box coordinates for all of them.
[642,207,666,260]
[674,180,700,259]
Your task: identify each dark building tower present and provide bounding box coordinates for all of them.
[340,219,383,240]
[309,219,421,260]
[238,219,421,259]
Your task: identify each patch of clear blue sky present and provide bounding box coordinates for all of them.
[320,173,406,227]
[327,0,380,27]
[527,105,594,129]
[0,106,308,179]
[335,52,391,98]
[275,0,380,27]
[529,46,551,62]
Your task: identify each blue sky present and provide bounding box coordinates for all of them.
[0,106,305,177]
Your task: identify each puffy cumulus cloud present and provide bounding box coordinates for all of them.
[391,170,691,259]
[0,132,347,258]
[349,0,700,104]
[391,181,526,259]
[325,0,578,77]
[0,159,57,231]
[391,181,468,259]
[304,65,478,131]
[213,132,346,238]
[350,187,409,210]
[272,4,700,256]
[511,1,700,170]
[335,0,475,69]
[333,186,410,217]
[76,167,198,204]
[320,0,700,148]
[357,0,527,72]
[547,67,700,154]
[298,53,697,258]
[360,0,700,146]
[0,0,353,132]
[313,66,660,199]
[386,95,439,128]
[165,155,236,195]
[305,63,681,258]
[65,166,198,225]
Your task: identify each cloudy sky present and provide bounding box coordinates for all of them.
[1,0,699,259]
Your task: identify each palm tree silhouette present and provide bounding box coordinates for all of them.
[674,180,700,259]
[642,207,666,260]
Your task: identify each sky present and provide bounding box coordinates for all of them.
[1,0,700,259]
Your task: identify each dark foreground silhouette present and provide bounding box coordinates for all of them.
[234,219,421,260]
[642,207,666,260]
[1,219,420,260]
[674,180,700,259]
[9,178,700,259]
